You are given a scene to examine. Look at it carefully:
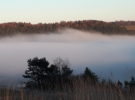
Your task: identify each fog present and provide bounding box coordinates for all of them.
[0,29,135,86]
[1,29,135,43]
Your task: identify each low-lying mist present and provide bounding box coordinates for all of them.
[0,29,135,86]
[0,29,134,43]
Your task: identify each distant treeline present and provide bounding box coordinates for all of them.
[115,21,135,26]
[0,20,135,36]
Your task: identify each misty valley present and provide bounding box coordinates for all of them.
[1,0,135,99]
[0,29,135,86]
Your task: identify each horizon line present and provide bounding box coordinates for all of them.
[0,19,135,24]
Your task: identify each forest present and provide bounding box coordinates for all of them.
[22,57,135,91]
[0,20,135,36]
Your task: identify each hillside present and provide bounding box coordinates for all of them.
[115,21,135,32]
[0,20,135,36]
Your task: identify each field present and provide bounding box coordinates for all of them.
[0,80,134,100]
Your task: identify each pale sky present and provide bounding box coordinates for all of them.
[0,0,135,23]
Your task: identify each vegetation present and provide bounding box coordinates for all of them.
[0,78,134,100]
[124,77,135,90]
[115,21,135,32]
[83,67,98,82]
[1,20,135,36]
[23,57,73,90]
[0,57,134,100]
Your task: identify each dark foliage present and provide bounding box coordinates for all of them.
[124,77,135,91]
[23,57,50,89]
[83,67,98,83]
[23,57,135,91]
[23,57,73,90]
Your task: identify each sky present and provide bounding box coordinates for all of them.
[0,0,135,23]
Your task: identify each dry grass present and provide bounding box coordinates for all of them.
[0,80,134,100]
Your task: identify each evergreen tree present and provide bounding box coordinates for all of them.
[23,57,73,90]
[83,67,98,82]
[23,57,50,89]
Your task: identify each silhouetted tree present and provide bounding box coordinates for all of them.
[83,67,98,82]
[129,77,135,88]
[23,57,50,89]
[124,81,129,88]
[23,57,73,90]
[53,58,73,89]
[54,58,73,78]
[124,77,135,91]
[117,80,123,88]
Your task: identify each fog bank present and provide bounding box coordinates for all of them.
[0,29,134,43]
[0,29,135,85]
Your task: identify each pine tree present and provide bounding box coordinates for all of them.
[83,67,98,82]
[23,57,73,90]
[23,57,50,89]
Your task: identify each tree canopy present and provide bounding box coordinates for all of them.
[23,57,73,90]
[83,67,98,82]
[0,20,133,36]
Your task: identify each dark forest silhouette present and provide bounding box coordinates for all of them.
[23,57,73,90]
[23,57,135,91]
